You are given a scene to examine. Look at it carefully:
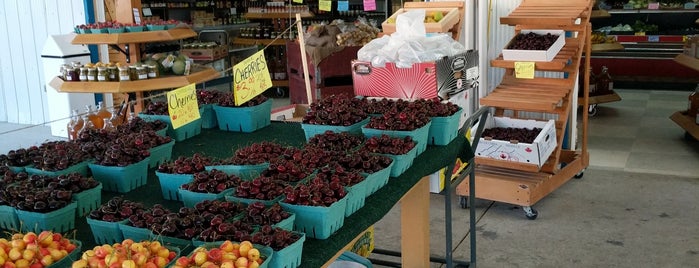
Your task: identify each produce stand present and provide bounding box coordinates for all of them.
[671,54,699,140]
[456,0,592,219]
[66,121,480,267]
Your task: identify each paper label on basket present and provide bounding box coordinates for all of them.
[232,50,273,106]
[514,62,535,79]
[167,83,201,129]
[363,0,376,11]
[319,0,332,11]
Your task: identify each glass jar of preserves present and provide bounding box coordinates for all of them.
[147,64,159,78]
[87,67,98,81]
[118,66,130,81]
[129,65,138,80]
[79,67,88,81]
[136,66,148,80]
[66,67,79,81]
[107,65,118,81]
[71,61,82,69]
[97,67,108,81]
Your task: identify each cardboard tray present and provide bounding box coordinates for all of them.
[502,30,566,62]
[382,7,460,35]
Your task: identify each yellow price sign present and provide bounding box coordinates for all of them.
[514,61,535,79]
[167,83,200,129]
[319,0,332,11]
[293,0,303,3]
[232,50,273,106]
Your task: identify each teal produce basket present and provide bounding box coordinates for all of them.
[205,163,268,181]
[138,113,202,142]
[344,178,369,217]
[155,171,194,201]
[213,99,273,133]
[301,117,370,141]
[269,231,306,268]
[150,234,193,253]
[48,240,82,268]
[225,194,282,206]
[178,188,235,208]
[16,202,77,233]
[273,212,296,231]
[72,183,103,217]
[88,158,150,193]
[24,160,90,177]
[199,104,218,129]
[280,195,348,239]
[361,121,432,155]
[379,144,418,177]
[361,161,393,197]
[188,242,273,268]
[148,140,176,169]
[86,218,128,244]
[428,108,463,145]
[0,205,19,231]
[119,223,153,242]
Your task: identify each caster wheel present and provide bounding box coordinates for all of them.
[523,206,538,220]
[275,87,287,98]
[574,169,585,179]
[588,105,598,116]
[459,196,468,209]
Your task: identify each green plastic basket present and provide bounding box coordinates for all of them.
[199,104,218,129]
[280,195,348,239]
[150,234,194,254]
[362,120,432,155]
[301,117,370,141]
[378,144,418,177]
[48,240,82,268]
[88,158,150,193]
[155,171,194,201]
[361,161,394,197]
[72,183,103,217]
[118,223,153,242]
[225,194,283,206]
[0,205,19,231]
[205,163,269,181]
[7,166,27,173]
[428,108,463,146]
[178,188,235,208]
[269,232,306,268]
[16,202,77,233]
[344,178,370,217]
[213,99,273,133]
[138,113,202,142]
[188,242,273,268]
[148,140,176,169]
[273,212,296,231]
[24,160,90,177]
[86,218,127,244]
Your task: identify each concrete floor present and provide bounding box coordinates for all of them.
[1,89,698,267]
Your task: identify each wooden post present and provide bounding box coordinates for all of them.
[295,13,314,104]
[400,176,430,267]
[115,0,145,113]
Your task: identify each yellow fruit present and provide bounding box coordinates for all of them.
[8,248,22,261]
[15,259,30,268]
[72,259,89,268]
[433,11,444,22]
[247,248,260,262]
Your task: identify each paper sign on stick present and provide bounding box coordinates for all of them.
[293,0,303,3]
[338,1,349,11]
[319,0,332,11]
[232,50,273,106]
[363,0,376,11]
[167,83,200,129]
[514,62,535,79]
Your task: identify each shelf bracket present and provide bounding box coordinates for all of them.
[109,44,131,63]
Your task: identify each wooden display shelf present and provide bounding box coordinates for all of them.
[577,90,622,106]
[499,0,592,26]
[674,53,699,72]
[71,28,197,45]
[49,67,220,93]
[272,80,289,87]
[232,38,287,46]
[491,38,581,71]
[670,111,699,140]
[457,150,588,207]
[591,42,624,51]
[244,12,313,19]
[590,9,611,18]
[479,76,573,113]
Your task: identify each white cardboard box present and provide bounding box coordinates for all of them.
[471,115,557,169]
[502,30,566,62]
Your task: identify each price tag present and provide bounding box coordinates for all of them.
[232,50,273,106]
[647,2,660,9]
[338,1,349,12]
[514,62,535,79]
[167,83,200,129]
[132,8,141,24]
[648,35,659,42]
[293,0,303,4]
[319,0,332,12]
[363,0,376,11]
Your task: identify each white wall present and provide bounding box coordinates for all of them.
[0,0,86,124]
